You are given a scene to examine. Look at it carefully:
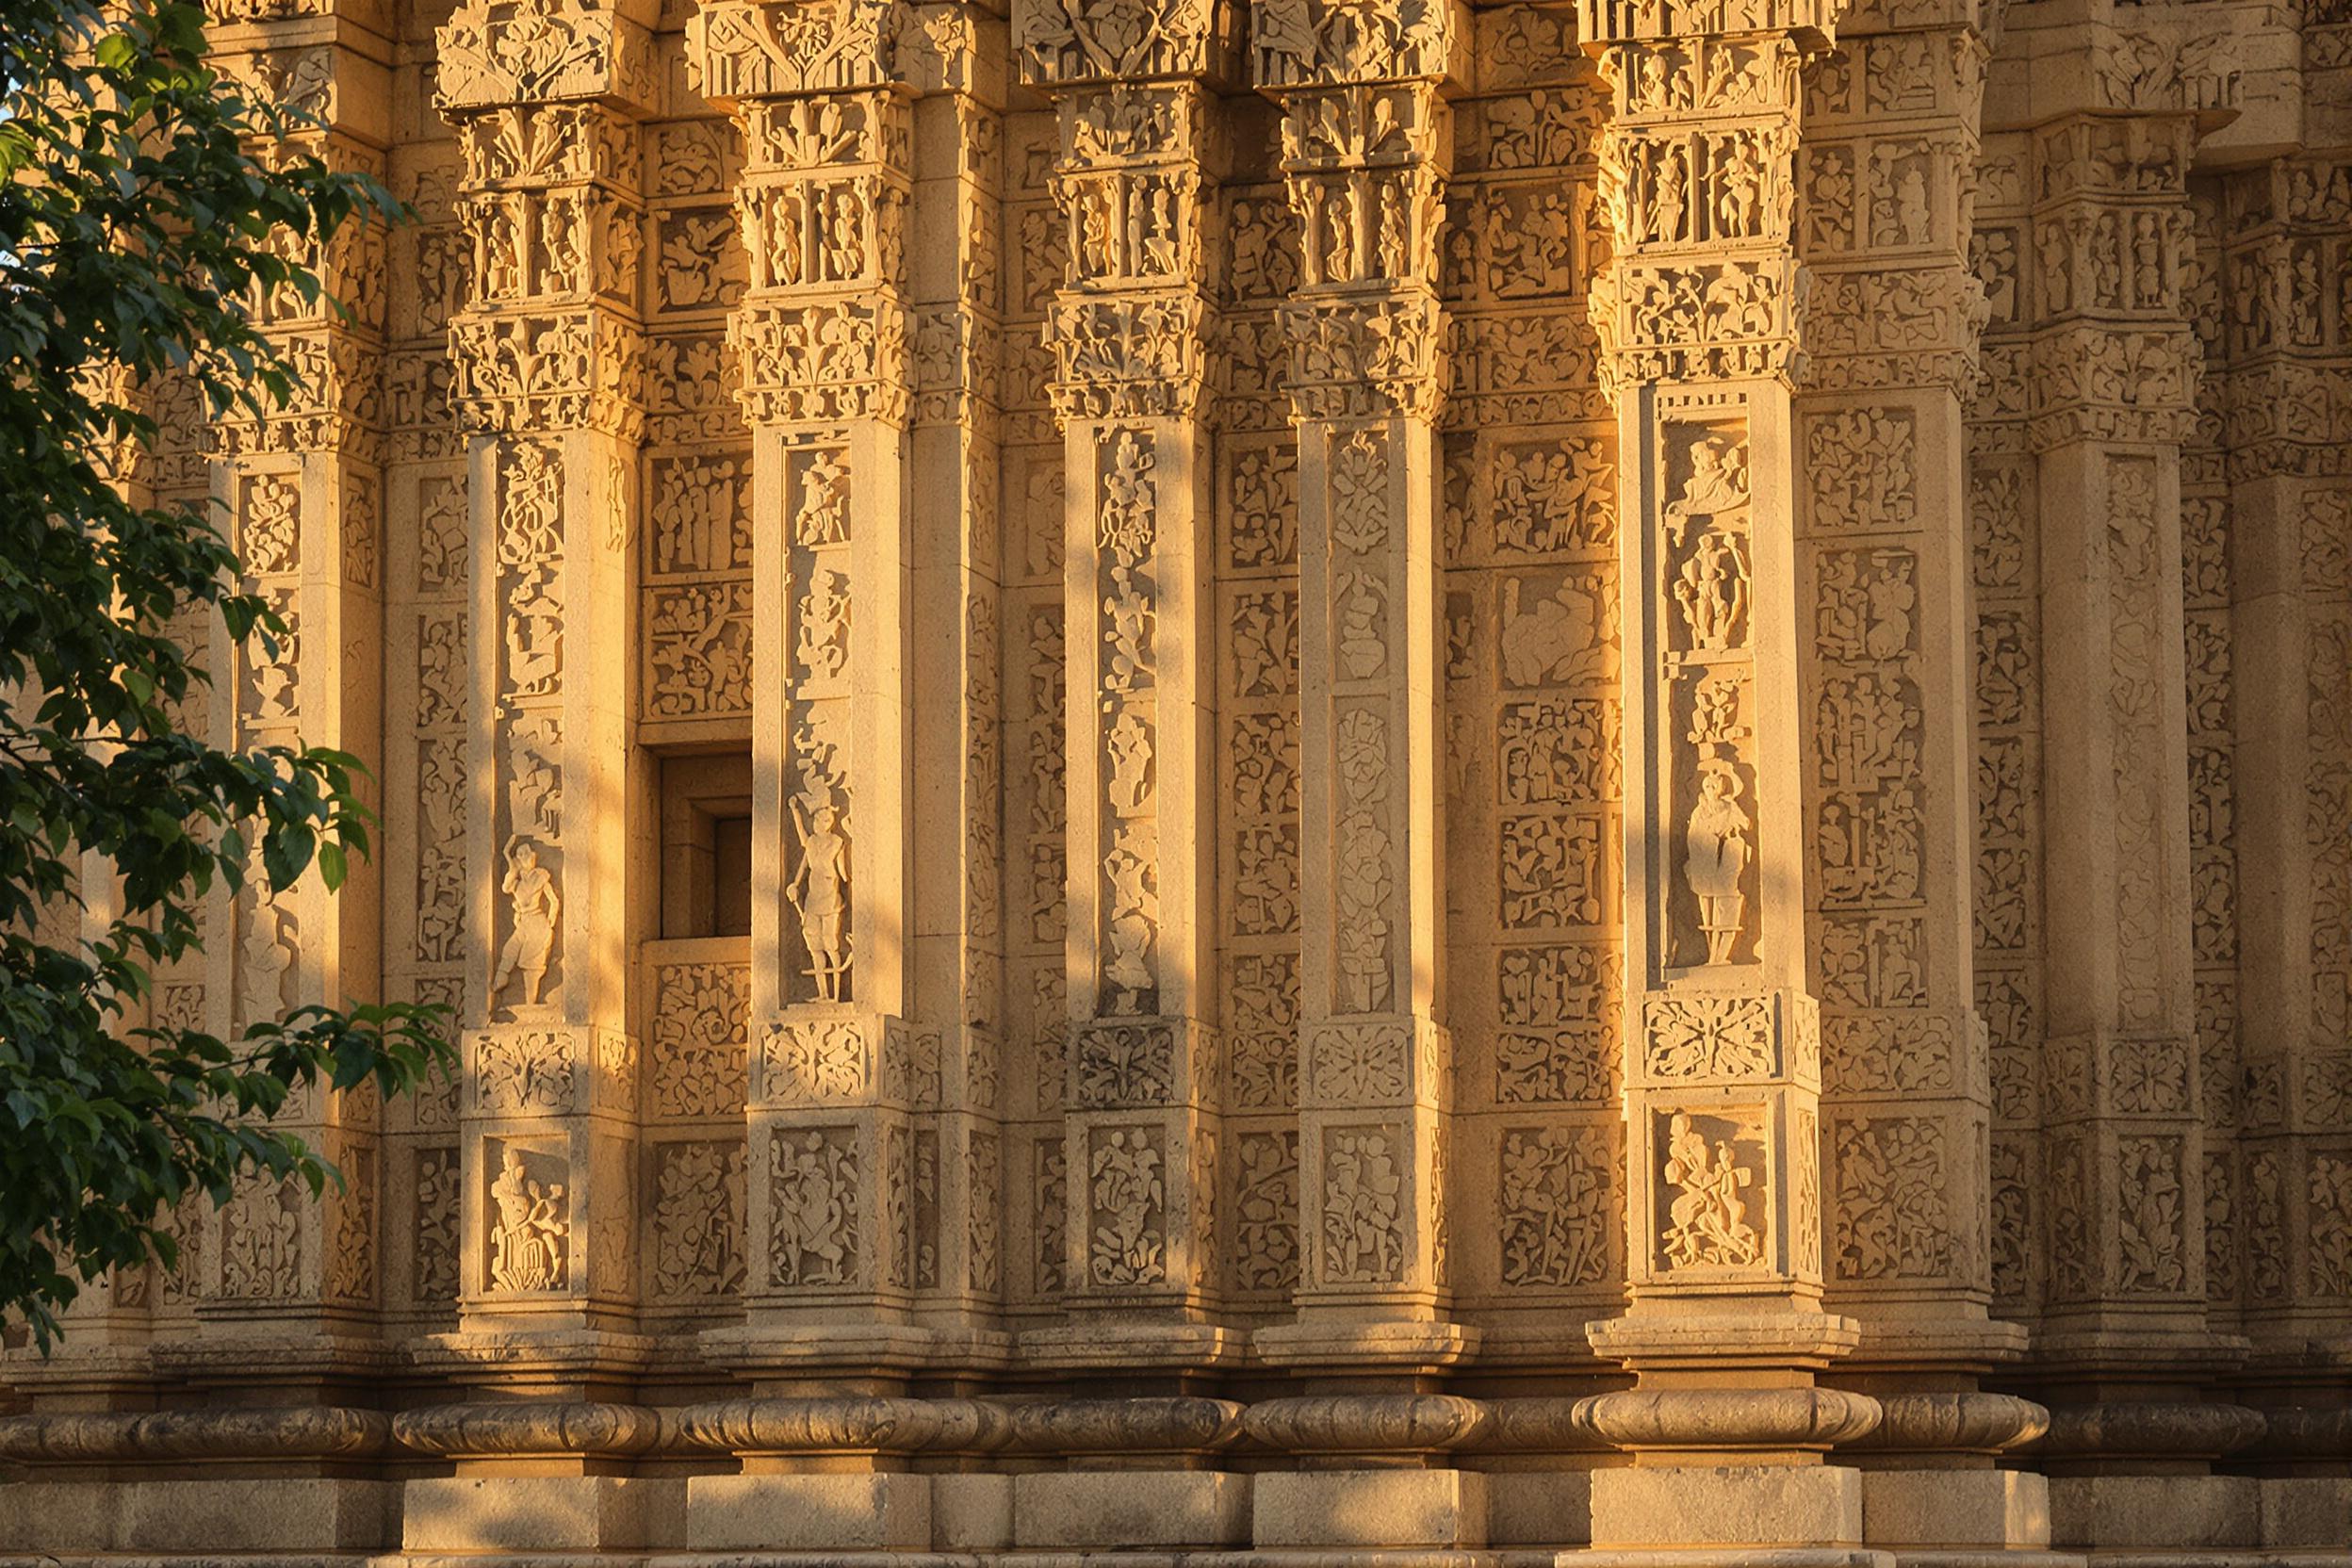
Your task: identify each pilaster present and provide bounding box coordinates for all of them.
[1019,0,1229,1349]
[2214,154,2352,1435]
[1250,0,1463,1370]
[1576,0,1874,1505]
[686,0,933,1379]
[1790,0,2034,1452]
[187,8,396,1382]
[434,0,656,1379]
[902,2,1015,1343]
[2022,110,2213,1375]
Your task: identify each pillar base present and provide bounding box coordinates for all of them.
[688,1472,930,1551]
[401,1475,683,1554]
[1010,1470,1250,1548]
[1253,1468,1488,1548]
[1592,1463,1866,1549]
[1862,1468,2050,1549]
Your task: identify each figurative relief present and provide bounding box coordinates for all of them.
[770,1128,858,1287]
[491,840,560,1008]
[1662,424,1758,970]
[1658,1109,1763,1269]
[238,902,297,1024]
[220,1177,302,1299]
[788,791,852,1003]
[1683,762,1752,967]
[486,1145,568,1293]
[1087,1125,1167,1287]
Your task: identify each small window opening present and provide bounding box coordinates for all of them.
[659,752,753,939]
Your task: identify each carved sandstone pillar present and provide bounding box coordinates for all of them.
[2216,155,2352,1446]
[1250,0,1463,1373]
[1575,0,1879,1534]
[901,1,1014,1339]
[1019,0,1227,1355]
[687,0,935,1372]
[2022,112,2223,1392]
[188,18,393,1379]
[434,0,654,1366]
[1790,3,2046,1503]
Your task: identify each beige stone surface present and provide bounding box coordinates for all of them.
[2047,1475,2261,1551]
[1010,1471,1252,1548]
[117,1478,398,1553]
[3,0,2351,1560]
[402,1476,682,1553]
[1591,1466,1865,1549]
[2260,1476,2352,1548]
[1252,1468,1488,1548]
[687,1472,930,1550]
[1860,1469,2048,1550]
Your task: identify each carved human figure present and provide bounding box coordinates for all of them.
[1667,435,1748,537]
[1674,529,1746,649]
[788,795,851,1002]
[1106,710,1152,815]
[773,1132,852,1283]
[797,566,850,680]
[492,839,560,1007]
[1651,144,1687,243]
[1683,762,1750,965]
[1102,842,1156,1004]
[1661,1112,1759,1267]
[488,1147,565,1292]
[240,904,295,1022]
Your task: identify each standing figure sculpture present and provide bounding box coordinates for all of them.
[789,794,851,1002]
[492,840,560,1006]
[1684,761,1751,964]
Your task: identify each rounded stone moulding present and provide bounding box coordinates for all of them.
[1840,1392,2049,1457]
[0,1406,391,1464]
[392,1400,662,1462]
[1241,1395,1491,1460]
[2034,1400,2269,1462]
[1006,1396,1246,1459]
[657,1396,1008,1458]
[1573,1387,1884,1454]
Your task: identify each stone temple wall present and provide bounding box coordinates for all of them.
[3,0,2350,1560]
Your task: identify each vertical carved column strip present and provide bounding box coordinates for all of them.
[1964,128,2044,1340]
[1020,0,1228,1348]
[688,0,930,1367]
[903,2,1011,1331]
[1583,8,1830,1306]
[1790,2,2039,1480]
[1251,8,1462,1362]
[1575,0,1882,1513]
[999,111,1073,1325]
[2219,155,2352,1429]
[2023,113,2213,1378]
[193,17,391,1363]
[383,134,471,1338]
[435,0,654,1359]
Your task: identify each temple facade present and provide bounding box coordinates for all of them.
[3,0,2350,1560]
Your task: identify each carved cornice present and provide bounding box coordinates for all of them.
[435,0,657,117]
[1045,292,1213,422]
[1247,0,1457,90]
[1017,0,1227,88]
[448,308,649,440]
[1576,0,1840,49]
[686,0,903,105]
[730,298,913,428]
